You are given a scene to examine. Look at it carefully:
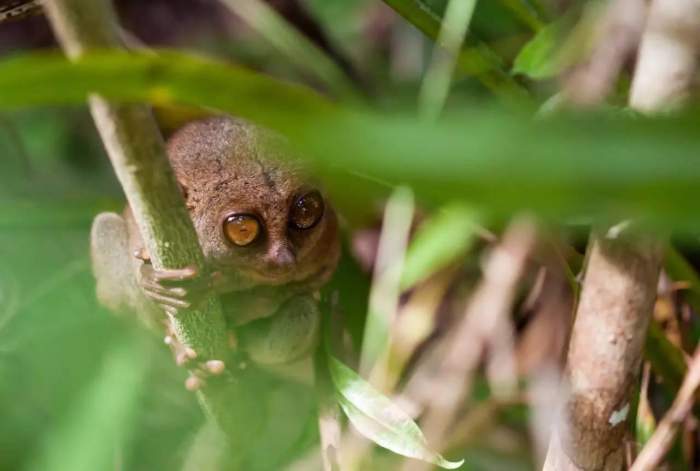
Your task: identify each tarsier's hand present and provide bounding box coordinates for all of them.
[136,251,212,315]
[136,253,231,389]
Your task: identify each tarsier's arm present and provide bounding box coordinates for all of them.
[90,211,163,330]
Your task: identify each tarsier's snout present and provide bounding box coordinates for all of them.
[262,242,297,273]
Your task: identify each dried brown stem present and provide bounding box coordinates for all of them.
[563,0,648,106]
[630,344,700,471]
[543,0,700,466]
[403,217,536,471]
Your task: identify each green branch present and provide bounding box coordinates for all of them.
[43,0,245,447]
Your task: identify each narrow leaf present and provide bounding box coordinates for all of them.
[401,204,478,289]
[513,16,571,79]
[329,355,464,469]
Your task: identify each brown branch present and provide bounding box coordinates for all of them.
[542,0,700,466]
[543,230,663,471]
[630,343,700,471]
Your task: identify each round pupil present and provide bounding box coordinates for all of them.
[224,214,260,246]
[291,191,324,230]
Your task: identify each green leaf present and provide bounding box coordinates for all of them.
[28,337,148,471]
[401,203,478,289]
[329,355,464,469]
[3,52,700,230]
[644,320,686,394]
[635,388,656,446]
[513,16,570,79]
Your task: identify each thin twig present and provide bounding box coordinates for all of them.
[402,217,536,471]
[630,344,700,471]
[562,0,648,106]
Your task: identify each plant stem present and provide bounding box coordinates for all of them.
[43,0,241,443]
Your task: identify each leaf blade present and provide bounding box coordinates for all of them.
[329,355,464,469]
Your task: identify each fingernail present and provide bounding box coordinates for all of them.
[206,360,225,375]
[185,347,197,360]
[185,375,203,391]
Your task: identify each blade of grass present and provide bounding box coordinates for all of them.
[382,0,531,103]
[419,0,478,119]
[218,0,360,101]
[360,187,414,378]
[400,203,478,290]
[497,0,546,31]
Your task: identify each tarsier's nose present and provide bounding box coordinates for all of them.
[265,242,296,270]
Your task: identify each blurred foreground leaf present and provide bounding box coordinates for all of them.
[1,52,700,230]
[329,355,464,469]
[28,337,148,471]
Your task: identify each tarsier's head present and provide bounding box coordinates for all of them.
[166,117,340,292]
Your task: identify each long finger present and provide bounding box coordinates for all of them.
[141,280,187,298]
[143,289,191,309]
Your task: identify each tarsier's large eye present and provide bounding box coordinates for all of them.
[290,190,324,230]
[223,214,261,246]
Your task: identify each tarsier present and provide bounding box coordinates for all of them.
[91,116,341,375]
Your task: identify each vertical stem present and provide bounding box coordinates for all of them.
[43,0,246,446]
[544,231,663,470]
[544,0,700,467]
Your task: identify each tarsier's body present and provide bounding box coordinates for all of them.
[91,117,340,366]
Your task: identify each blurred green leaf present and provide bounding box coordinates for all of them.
[401,204,478,289]
[635,379,656,446]
[2,52,700,230]
[360,187,414,375]
[497,0,546,31]
[512,16,570,79]
[219,0,360,100]
[0,197,119,229]
[329,355,464,469]
[28,337,148,471]
[419,0,478,119]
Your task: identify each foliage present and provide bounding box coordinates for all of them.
[2,0,700,470]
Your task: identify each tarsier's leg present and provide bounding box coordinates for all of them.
[237,295,320,365]
[90,212,141,314]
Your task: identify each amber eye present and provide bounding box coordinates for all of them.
[290,190,324,230]
[223,214,261,246]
